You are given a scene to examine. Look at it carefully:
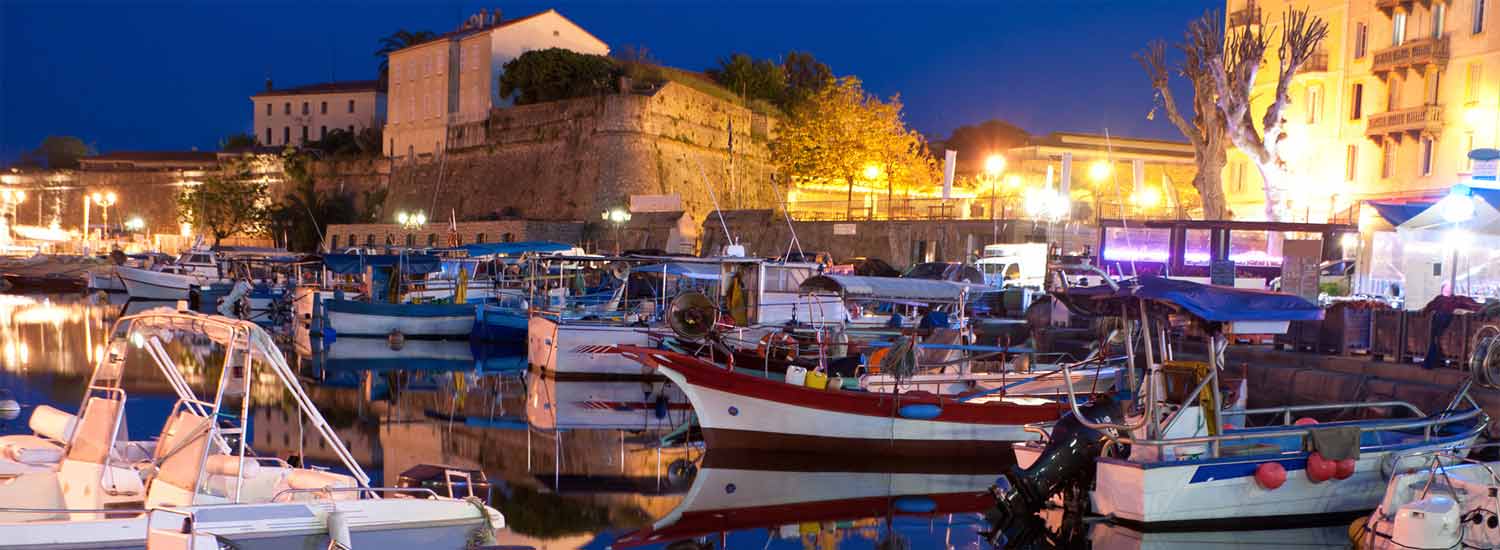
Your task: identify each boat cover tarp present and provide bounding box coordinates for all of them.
[441,241,574,257]
[322,254,443,275]
[1060,276,1322,322]
[630,262,722,280]
[799,274,987,303]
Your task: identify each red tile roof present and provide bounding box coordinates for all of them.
[253,80,383,98]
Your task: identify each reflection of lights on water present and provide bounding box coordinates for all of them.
[2,341,27,367]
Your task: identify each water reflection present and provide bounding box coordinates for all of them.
[0,294,1359,549]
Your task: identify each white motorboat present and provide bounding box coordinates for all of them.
[1352,445,1500,549]
[0,307,504,549]
[116,266,201,300]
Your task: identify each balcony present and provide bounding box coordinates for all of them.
[1371,36,1450,76]
[1229,5,1262,27]
[1298,50,1329,73]
[1376,0,1413,16]
[1365,104,1444,140]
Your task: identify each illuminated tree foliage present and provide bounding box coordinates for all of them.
[772,76,938,214]
[176,159,270,247]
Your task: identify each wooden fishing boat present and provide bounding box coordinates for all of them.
[617,346,1072,457]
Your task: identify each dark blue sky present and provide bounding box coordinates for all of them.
[1,0,1217,162]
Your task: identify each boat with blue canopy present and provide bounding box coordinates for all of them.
[309,252,476,340]
[996,275,1487,529]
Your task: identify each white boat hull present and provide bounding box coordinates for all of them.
[115,267,196,301]
[324,308,473,338]
[85,270,125,293]
[526,315,652,376]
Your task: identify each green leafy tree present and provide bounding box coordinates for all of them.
[269,152,355,252]
[176,159,270,247]
[781,51,831,107]
[21,136,93,169]
[375,29,436,85]
[498,48,618,105]
[219,133,258,151]
[772,77,938,215]
[707,53,786,107]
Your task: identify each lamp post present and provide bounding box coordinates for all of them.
[396,210,426,250]
[984,154,1006,241]
[601,207,632,254]
[90,191,117,238]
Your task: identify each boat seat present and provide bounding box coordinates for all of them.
[0,435,62,465]
[273,469,357,501]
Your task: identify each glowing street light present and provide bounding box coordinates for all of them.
[90,191,117,235]
[1088,161,1112,183]
[601,207,632,253]
[862,164,881,181]
[983,154,1006,177]
[396,210,427,230]
[123,216,145,232]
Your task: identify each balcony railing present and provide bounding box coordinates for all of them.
[1298,50,1329,73]
[1376,0,1413,15]
[1371,36,1450,75]
[1229,5,1262,27]
[1366,104,1444,138]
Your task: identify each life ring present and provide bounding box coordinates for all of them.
[758,332,799,363]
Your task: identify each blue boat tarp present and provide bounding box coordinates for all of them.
[630,262,722,280]
[322,254,443,275]
[1061,276,1322,322]
[440,241,574,257]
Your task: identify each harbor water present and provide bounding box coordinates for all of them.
[0,293,1353,549]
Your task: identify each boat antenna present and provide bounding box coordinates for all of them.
[768,174,805,260]
[695,158,734,248]
[1103,128,1139,279]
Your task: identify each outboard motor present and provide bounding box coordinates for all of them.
[991,396,1122,524]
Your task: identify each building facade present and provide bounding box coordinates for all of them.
[323,219,582,252]
[1225,0,1498,220]
[251,80,386,147]
[383,9,609,159]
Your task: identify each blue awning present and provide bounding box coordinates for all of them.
[1367,201,1433,227]
[440,241,574,257]
[1060,276,1322,322]
[322,253,443,275]
[630,262,722,280]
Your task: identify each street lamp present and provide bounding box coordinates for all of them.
[1088,160,1111,183]
[983,154,1007,238]
[396,210,427,230]
[124,216,145,232]
[91,191,117,237]
[601,207,632,253]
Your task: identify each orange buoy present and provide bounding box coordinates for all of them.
[1294,417,1319,426]
[1334,458,1356,480]
[1307,452,1336,483]
[1254,462,1286,490]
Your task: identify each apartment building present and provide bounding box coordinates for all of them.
[250,80,386,147]
[382,9,609,159]
[1224,0,1497,220]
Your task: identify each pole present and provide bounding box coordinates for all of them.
[82,199,91,254]
[990,175,998,242]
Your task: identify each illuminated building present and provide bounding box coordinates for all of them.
[250,80,385,147]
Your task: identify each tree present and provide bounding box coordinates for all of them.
[936,119,1031,174]
[707,53,787,107]
[781,51,831,107]
[219,133,257,151]
[1209,8,1328,220]
[1137,18,1231,220]
[375,29,436,86]
[177,159,270,247]
[21,136,93,169]
[269,151,355,252]
[498,48,618,105]
[773,77,939,215]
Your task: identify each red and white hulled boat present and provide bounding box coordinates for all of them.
[617,346,1073,457]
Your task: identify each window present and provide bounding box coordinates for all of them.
[283,126,290,144]
[1393,11,1408,45]
[502,232,515,243]
[476,233,486,244]
[284,102,290,115]
[427,234,437,246]
[1355,22,1368,58]
[302,102,309,115]
[1306,84,1323,123]
[348,99,355,113]
[348,125,354,134]
[330,235,339,249]
[1421,137,1436,176]
[1427,69,1442,103]
[405,234,415,247]
[265,103,272,116]
[1434,2,1448,38]
[301,126,308,143]
[1382,141,1396,178]
[1476,0,1487,34]
[1466,63,1483,103]
[320,126,327,140]
[320,101,327,114]
[366,234,375,246]
[1351,83,1365,119]
[1388,77,1401,110]
[1346,145,1359,181]
[265,127,272,144]
[385,234,394,246]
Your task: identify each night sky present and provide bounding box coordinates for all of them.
[1,0,1218,163]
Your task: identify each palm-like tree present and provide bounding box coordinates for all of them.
[376,29,437,85]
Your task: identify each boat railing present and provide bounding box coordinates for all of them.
[1223,401,1427,423]
[271,486,440,502]
[1126,404,1485,460]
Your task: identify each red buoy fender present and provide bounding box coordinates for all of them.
[1294,417,1319,426]
[1307,452,1336,483]
[1334,458,1356,480]
[1254,462,1286,490]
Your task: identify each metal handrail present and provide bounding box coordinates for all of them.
[1124,405,1484,450]
[271,486,439,502]
[1221,400,1427,420]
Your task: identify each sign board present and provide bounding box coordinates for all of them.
[1209,260,1236,287]
[833,223,857,236]
[1280,239,1322,301]
[942,150,956,200]
[629,194,682,213]
[1471,148,1500,183]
